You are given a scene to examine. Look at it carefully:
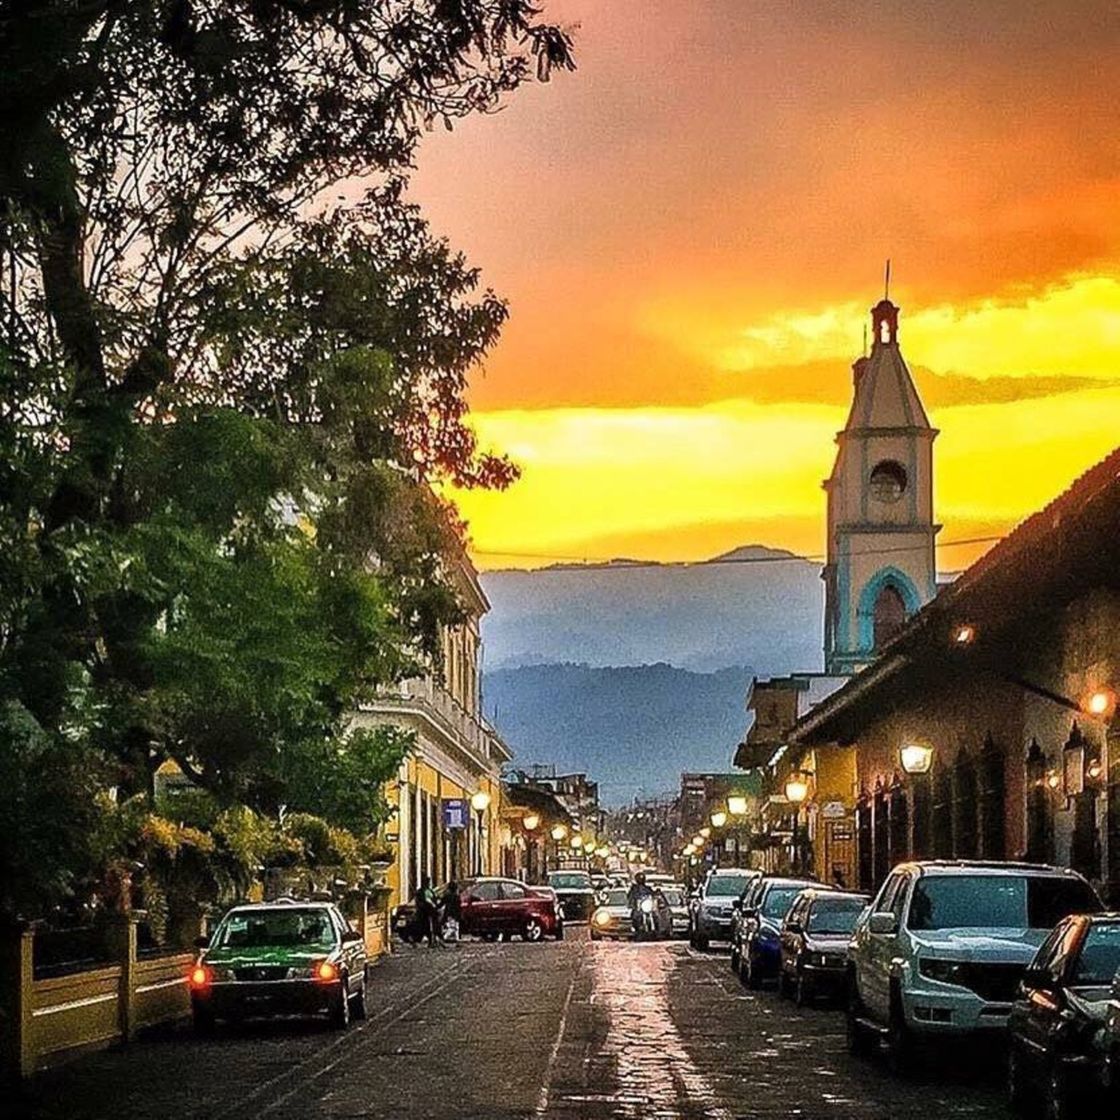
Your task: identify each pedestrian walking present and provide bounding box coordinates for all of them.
[441,879,462,942]
[414,875,440,948]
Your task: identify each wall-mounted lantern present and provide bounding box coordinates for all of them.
[900,742,934,775]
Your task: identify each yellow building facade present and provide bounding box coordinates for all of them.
[354,546,511,909]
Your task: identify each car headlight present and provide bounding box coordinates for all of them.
[640,898,654,914]
[919,958,967,986]
[594,908,612,927]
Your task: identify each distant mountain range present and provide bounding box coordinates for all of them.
[477,545,825,804]
[478,545,824,674]
[483,663,755,803]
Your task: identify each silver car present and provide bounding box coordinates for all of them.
[692,868,759,949]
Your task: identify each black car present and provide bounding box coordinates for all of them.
[1008,913,1120,1118]
[546,869,596,922]
[778,889,868,1006]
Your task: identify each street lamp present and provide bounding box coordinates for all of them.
[784,774,810,805]
[596,845,609,858]
[728,795,749,816]
[470,790,491,876]
[699,826,711,839]
[522,812,540,831]
[569,834,583,849]
[1085,688,1116,718]
[710,810,728,829]
[551,824,568,841]
[900,742,934,775]
[691,834,704,848]
[784,771,811,876]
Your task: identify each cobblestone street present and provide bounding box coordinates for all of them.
[21,933,1014,1120]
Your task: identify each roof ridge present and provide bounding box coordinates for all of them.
[947,443,1120,599]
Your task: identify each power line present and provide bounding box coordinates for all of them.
[470,533,1005,571]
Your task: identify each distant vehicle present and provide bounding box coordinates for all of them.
[846,861,1103,1070]
[189,901,367,1032]
[547,869,597,922]
[394,877,562,943]
[658,886,691,939]
[591,888,635,940]
[778,889,869,1006]
[734,876,821,988]
[691,868,759,949]
[1008,913,1120,1118]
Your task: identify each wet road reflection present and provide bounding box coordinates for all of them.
[587,942,732,1120]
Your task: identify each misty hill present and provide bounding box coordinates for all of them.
[479,545,823,674]
[483,663,753,804]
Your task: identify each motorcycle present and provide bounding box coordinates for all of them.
[631,895,657,940]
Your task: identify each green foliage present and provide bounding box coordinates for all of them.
[0,5,574,916]
[278,725,414,837]
[0,701,107,918]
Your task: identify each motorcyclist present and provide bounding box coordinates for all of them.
[627,872,651,910]
[627,873,655,937]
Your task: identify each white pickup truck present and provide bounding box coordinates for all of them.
[846,860,1102,1070]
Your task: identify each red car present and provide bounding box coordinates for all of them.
[393,877,563,943]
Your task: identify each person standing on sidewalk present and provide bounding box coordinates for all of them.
[414,876,440,947]
[441,880,462,942]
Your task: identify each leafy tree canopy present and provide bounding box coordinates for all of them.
[0,1,573,915]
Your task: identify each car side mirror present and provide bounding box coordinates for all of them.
[342,929,363,944]
[867,911,898,936]
[194,934,210,949]
[1022,966,1054,992]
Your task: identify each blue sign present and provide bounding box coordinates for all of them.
[442,798,468,830]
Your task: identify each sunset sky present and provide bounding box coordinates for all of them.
[411,0,1120,570]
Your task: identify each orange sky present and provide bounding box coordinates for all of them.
[410,0,1120,569]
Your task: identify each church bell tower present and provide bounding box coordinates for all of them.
[823,290,939,675]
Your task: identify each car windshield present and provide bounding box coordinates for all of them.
[213,908,335,949]
[707,875,750,897]
[761,887,803,919]
[1074,924,1120,985]
[908,875,1100,931]
[605,890,630,906]
[549,873,591,889]
[807,897,866,934]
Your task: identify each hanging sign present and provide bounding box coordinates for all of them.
[442,798,469,830]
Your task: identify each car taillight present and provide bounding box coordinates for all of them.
[316,960,338,982]
[189,965,211,989]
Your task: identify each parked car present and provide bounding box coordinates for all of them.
[735,876,821,988]
[394,877,563,943]
[659,885,691,939]
[779,889,870,1006]
[1008,913,1120,1118]
[189,900,367,1032]
[846,861,1103,1070]
[546,869,597,922]
[691,868,759,949]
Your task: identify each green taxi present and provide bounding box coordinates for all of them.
[189,900,368,1032]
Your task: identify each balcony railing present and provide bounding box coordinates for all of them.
[365,675,509,765]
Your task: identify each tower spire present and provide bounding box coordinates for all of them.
[884,258,891,300]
